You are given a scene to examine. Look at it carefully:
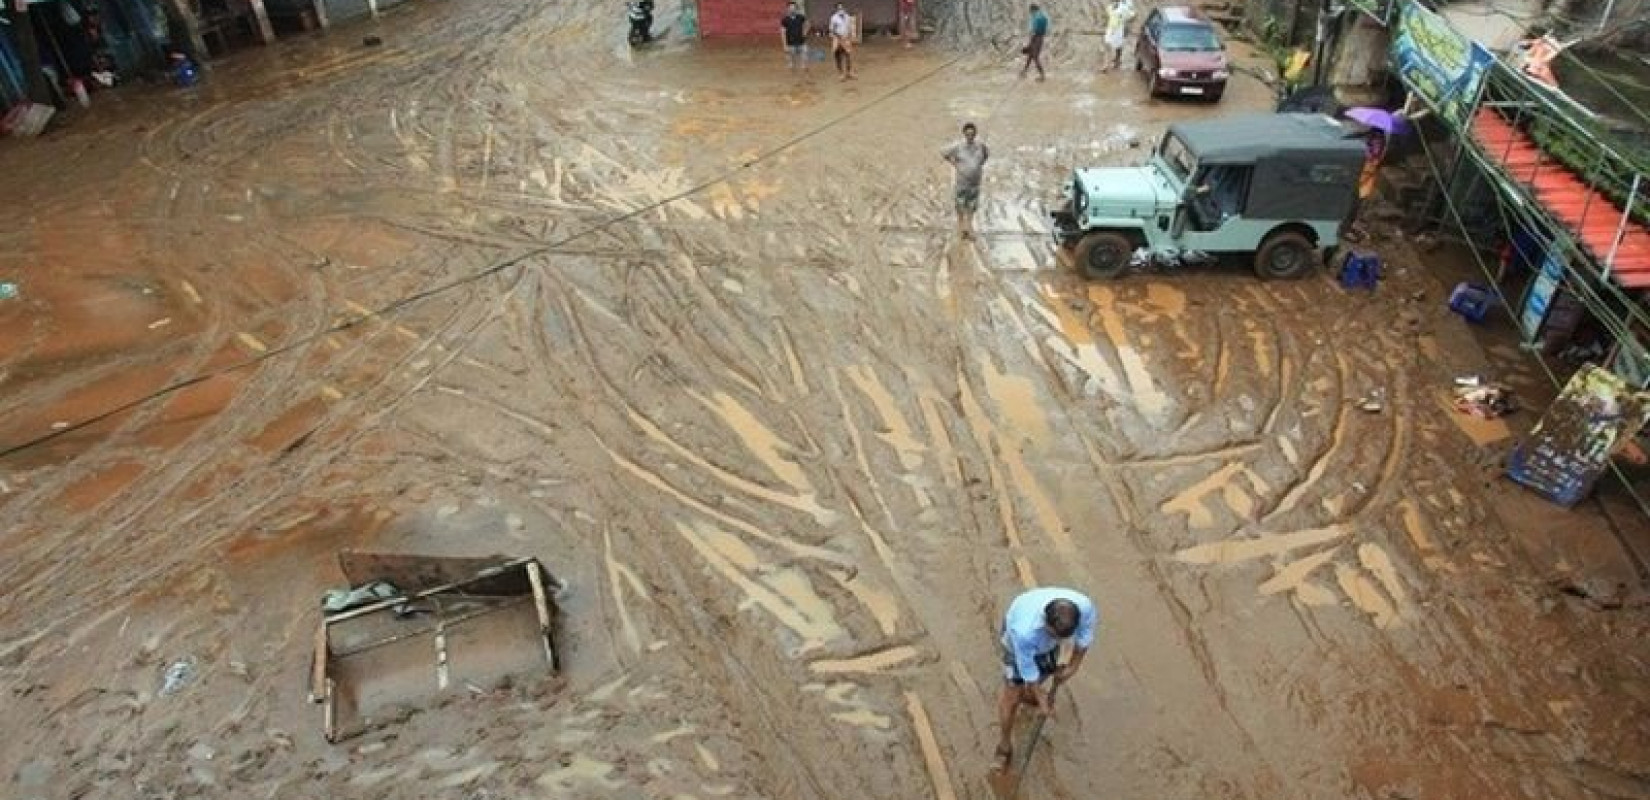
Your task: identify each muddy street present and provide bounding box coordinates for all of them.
[3,1,1648,798]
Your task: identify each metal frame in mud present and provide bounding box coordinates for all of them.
[308,552,561,743]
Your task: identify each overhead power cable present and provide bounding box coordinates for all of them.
[0,54,964,462]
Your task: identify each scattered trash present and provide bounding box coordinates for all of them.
[148,317,173,330]
[50,421,69,430]
[1357,388,1386,413]
[313,550,561,742]
[169,53,199,88]
[320,579,401,614]
[1453,382,1516,419]
[1,102,55,137]
[0,281,17,300]
[1448,282,1495,323]
[160,659,197,696]
[187,742,216,761]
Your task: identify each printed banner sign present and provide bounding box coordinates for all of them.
[1390,3,1496,128]
[1518,249,1564,340]
[1507,364,1650,506]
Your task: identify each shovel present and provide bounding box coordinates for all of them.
[987,678,1062,800]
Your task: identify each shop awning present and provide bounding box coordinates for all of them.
[1472,108,1650,289]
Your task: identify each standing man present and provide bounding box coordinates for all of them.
[900,0,917,47]
[1102,0,1134,71]
[781,2,809,75]
[829,3,856,81]
[994,586,1098,770]
[1020,3,1049,81]
[941,122,990,240]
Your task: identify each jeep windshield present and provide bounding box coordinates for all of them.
[1162,23,1220,51]
[1157,133,1195,184]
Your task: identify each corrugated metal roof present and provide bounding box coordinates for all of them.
[1473,109,1650,290]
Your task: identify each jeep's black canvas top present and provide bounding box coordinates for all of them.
[1168,113,1366,165]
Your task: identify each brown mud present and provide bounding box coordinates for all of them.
[2,1,1648,798]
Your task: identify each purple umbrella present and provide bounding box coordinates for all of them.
[1344,106,1410,135]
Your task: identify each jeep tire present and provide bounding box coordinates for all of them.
[1074,232,1134,280]
[1253,231,1317,280]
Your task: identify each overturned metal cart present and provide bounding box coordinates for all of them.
[309,550,561,742]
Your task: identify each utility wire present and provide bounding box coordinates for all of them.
[1413,122,1650,535]
[0,54,964,462]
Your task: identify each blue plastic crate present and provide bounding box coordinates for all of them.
[1449,282,1494,324]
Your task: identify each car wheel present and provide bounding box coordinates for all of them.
[1207,87,1225,102]
[1074,232,1134,280]
[1253,231,1317,280]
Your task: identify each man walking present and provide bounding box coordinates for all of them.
[941,122,989,240]
[1020,3,1049,81]
[994,586,1097,770]
[1102,0,1134,71]
[781,2,809,75]
[829,3,855,80]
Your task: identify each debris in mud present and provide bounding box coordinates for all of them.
[312,550,561,742]
[0,281,17,301]
[363,35,384,47]
[160,659,198,697]
[1358,388,1386,413]
[1,103,54,137]
[1453,380,1517,419]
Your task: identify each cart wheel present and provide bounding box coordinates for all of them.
[1074,232,1133,280]
[1253,231,1317,280]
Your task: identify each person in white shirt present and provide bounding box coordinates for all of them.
[993,586,1098,771]
[1103,0,1134,71]
[829,3,856,80]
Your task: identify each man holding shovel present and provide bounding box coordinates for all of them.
[994,587,1097,773]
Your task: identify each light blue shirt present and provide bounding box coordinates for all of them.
[1000,587,1097,683]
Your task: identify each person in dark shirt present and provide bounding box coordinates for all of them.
[1020,4,1049,81]
[781,2,809,74]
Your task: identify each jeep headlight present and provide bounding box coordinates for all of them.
[1158,67,1179,78]
[1213,68,1230,79]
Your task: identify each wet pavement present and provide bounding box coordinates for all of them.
[2,1,1649,798]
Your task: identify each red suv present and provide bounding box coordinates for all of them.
[1135,6,1230,101]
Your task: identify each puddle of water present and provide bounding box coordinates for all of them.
[1174,525,1350,565]
[809,645,920,675]
[1088,286,1174,421]
[694,390,809,492]
[831,569,902,636]
[833,708,894,729]
[54,461,145,512]
[696,743,720,773]
[676,521,845,653]
[1400,500,1437,554]
[844,365,926,469]
[628,406,835,525]
[1160,462,1243,529]
[1144,283,1187,316]
[1259,547,1338,597]
[1335,562,1399,629]
[537,754,625,790]
[649,724,697,744]
[905,691,959,800]
[1358,543,1407,607]
[978,356,1052,448]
